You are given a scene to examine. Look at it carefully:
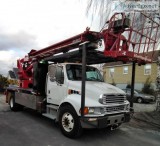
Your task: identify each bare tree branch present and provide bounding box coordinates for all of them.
[86,0,112,29]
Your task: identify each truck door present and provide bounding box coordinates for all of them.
[47,65,67,105]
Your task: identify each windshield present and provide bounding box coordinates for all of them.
[66,64,104,82]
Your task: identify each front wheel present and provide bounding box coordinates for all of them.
[59,105,82,138]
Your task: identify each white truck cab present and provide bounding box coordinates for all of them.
[45,63,130,137]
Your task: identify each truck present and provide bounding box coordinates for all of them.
[5,12,159,138]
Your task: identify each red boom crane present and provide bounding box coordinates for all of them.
[17,11,159,89]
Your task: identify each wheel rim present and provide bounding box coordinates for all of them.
[62,112,74,132]
[10,98,13,108]
[138,98,142,103]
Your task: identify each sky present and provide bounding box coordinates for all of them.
[0,0,98,76]
[0,0,159,76]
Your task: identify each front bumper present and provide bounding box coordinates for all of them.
[80,112,131,129]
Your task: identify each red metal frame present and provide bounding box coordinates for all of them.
[17,56,33,88]
[103,11,160,64]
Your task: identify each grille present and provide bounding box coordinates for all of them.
[100,94,125,104]
[104,105,125,113]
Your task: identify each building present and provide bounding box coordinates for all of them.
[103,51,159,90]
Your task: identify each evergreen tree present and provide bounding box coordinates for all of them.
[0,74,9,89]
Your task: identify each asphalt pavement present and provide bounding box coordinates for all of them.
[0,94,160,146]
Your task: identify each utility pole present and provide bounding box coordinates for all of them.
[130,62,136,113]
[80,42,87,117]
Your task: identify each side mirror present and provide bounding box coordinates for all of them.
[55,66,64,85]
[48,65,56,78]
[48,65,57,82]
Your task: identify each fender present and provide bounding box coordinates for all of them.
[59,94,82,116]
[59,94,105,116]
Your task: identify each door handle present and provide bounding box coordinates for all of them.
[48,90,50,94]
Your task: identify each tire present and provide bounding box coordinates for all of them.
[59,105,83,138]
[9,96,23,111]
[9,96,17,111]
[137,97,143,103]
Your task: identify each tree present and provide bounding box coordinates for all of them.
[111,78,116,86]
[142,76,154,95]
[87,0,112,27]
[8,79,19,86]
[126,82,131,89]
[0,74,9,89]
[156,51,160,90]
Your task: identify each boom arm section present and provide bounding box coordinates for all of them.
[28,28,101,59]
[18,28,101,88]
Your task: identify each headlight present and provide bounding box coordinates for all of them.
[80,107,104,115]
[88,108,95,114]
[89,107,103,115]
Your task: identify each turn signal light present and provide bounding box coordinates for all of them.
[79,107,89,115]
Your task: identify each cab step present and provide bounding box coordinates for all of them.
[42,113,56,120]
[47,104,58,110]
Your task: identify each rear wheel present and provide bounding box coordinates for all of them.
[9,96,23,111]
[59,105,82,138]
[137,97,143,103]
[10,96,17,111]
